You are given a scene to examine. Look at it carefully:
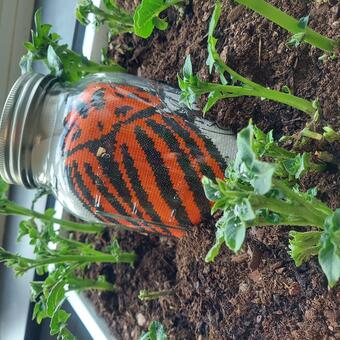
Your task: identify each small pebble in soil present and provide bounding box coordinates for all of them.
[239,282,248,293]
[136,313,146,327]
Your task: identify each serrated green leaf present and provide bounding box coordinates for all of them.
[134,0,179,38]
[50,310,71,336]
[289,230,321,266]
[46,281,66,317]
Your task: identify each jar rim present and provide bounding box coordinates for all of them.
[0,72,55,187]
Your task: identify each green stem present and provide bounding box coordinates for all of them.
[25,253,136,270]
[138,289,175,301]
[199,82,315,115]
[301,128,323,140]
[68,278,115,291]
[257,87,315,116]
[250,217,317,227]
[0,200,104,233]
[235,0,337,52]
[250,194,326,228]
[273,180,333,219]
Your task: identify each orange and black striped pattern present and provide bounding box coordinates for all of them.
[62,82,226,237]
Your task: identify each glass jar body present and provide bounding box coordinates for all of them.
[29,73,236,237]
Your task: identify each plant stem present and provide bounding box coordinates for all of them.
[22,253,136,270]
[138,289,175,301]
[250,194,326,228]
[301,128,323,140]
[0,200,104,233]
[235,0,337,53]
[209,82,315,115]
[273,180,332,220]
[68,278,116,291]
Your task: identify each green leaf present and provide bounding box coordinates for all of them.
[46,281,66,317]
[205,228,224,262]
[153,17,168,30]
[234,124,275,194]
[203,91,224,113]
[183,54,193,79]
[208,0,221,37]
[282,153,311,179]
[281,85,292,94]
[33,300,48,324]
[250,160,275,195]
[30,281,44,300]
[17,219,38,242]
[202,176,221,201]
[319,210,340,287]
[19,53,34,74]
[235,124,255,170]
[218,211,246,252]
[289,230,321,266]
[287,32,305,47]
[134,0,180,38]
[47,46,63,77]
[323,126,340,142]
[319,241,340,288]
[234,199,255,221]
[298,16,309,29]
[139,320,168,340]
[50,309,71,336]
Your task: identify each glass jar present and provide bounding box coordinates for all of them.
[0,72,237,237]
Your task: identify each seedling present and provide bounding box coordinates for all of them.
[0,213,136,339]
[76,0,134,36]
[178,1,319,122]
[139,321,168,340]
[202,122,339,287]
[77,0,184,39]
[234,0,339,54]
[138,289,175,301]
[21,9,125,83]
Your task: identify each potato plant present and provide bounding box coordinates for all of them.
[0,180,136,339]
[202,122,339,287]
[21,9,125,83]
[178,1,319,119]
[76,0,184,39]
[234,0,339,54]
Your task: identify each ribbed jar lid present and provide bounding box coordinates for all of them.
[0,72,55,187]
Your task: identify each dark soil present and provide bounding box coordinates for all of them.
[82,0,340,339]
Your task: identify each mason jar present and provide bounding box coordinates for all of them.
[0,72,237,237]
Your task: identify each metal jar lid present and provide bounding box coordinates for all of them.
[0,72,56,187]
